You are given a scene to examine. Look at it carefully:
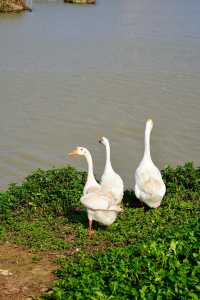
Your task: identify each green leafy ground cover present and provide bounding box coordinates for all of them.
[0,162,199,299]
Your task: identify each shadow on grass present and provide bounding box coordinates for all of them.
[123,189,153,212]
[66,208,88,227]
[123,189,140,208]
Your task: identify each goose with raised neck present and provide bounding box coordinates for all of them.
[68,146,122,238]
[134,119,166,208]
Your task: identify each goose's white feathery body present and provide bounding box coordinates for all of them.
[99,137,124,205]
[135,119,166,208]
[81,191,122,226]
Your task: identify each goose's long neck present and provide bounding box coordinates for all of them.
[143,125,152,161]
[85,151,97,186]
[105,141,113,171]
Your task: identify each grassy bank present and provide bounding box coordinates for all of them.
[0,163,199,299]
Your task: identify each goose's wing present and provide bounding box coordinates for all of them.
[80,192,111,210]
[86,186,101,194]
[140,178,165,197]
[84,184,101,195]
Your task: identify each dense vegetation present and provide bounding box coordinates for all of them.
[0,162,199,299]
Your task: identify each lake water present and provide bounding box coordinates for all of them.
[0,0,200,189]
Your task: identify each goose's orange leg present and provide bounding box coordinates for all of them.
[88,219,94,239]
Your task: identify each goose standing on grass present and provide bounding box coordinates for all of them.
[99,137,124,204]
[68,147,122,237]
[134,119,166,208]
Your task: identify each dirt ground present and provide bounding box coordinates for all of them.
[0,243,59,300]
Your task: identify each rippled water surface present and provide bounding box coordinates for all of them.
[0,0,200,189]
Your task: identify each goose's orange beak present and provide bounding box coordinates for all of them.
[68,148,79,156]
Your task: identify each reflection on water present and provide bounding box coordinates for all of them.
[0,0,200,189]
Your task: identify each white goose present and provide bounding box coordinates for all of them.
[68,147,122,237]
[99,137,124,204]
[134,119,166,208]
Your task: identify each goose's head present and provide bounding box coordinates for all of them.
[68,146,88,157]
[146,119,154,131]
[99,136,109,146]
